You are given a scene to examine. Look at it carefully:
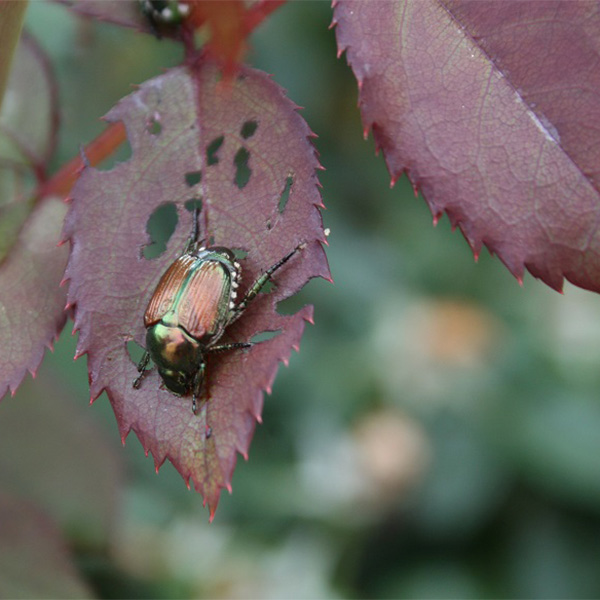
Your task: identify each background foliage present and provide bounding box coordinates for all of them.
[2,1,600,598]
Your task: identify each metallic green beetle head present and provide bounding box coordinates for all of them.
[146,322,204,396]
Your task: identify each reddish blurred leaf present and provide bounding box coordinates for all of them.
[64,58,329,517]
[0,32,59,260]
[0,198,68,399]
[0,492,92,599]
[0,368,123,547]
[58,0,154,33]
[334,0,600,292]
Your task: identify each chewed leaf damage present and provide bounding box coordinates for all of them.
[63,59,330,518]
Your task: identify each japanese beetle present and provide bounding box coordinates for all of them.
[134,208,303,413]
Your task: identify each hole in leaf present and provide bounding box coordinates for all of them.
[207,136,224,166]
[234,147,251,189]
[278,175,293,213]
[232,248,248,261]
[95,131,132,171]
[250,330,282,344]
[266,219,272,231]
[147,115,162,135]
[259,279,274,295]
[185,171,202,187]
[127,340,147,366]
[143,203,178,259]
[185,198,203,212]
[241,120,258,139]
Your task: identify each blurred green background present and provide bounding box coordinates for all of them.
[2,1,600,598]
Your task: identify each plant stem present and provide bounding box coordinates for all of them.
[39,122,127,199]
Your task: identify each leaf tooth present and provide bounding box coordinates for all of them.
[9,381,20,397]
[89,384,104,404]
[120,429,130,446]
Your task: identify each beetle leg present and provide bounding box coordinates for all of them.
[192,359,206,414]
[191,344,250,412]
[208,342,252,354]
[228,243,305,325]
[133,351,151,389]
[184,206,202,254]
[136,351,150,373]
